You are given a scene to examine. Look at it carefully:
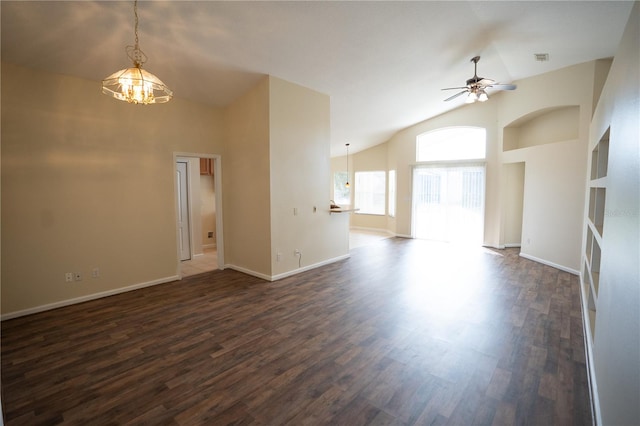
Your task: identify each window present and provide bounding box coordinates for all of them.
[413,127,487,244]
[417,127,486,162]
[412,165,485,244]
[355,171,386,215]
[414,170,441,204]
[388,170,396,217]
[333,171,350,205]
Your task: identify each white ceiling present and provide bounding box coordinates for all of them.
[1,1,634,156]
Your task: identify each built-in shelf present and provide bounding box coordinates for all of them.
[590,128,609,180]
[588,187,606,237]
[586,227,593,259]
[582,126,610,343]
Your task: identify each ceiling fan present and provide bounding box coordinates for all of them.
[442,56,517,103]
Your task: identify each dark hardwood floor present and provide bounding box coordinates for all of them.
[1,238,592,425]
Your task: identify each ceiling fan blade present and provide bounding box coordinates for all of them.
[441,86,469,91]
[487,83,517,90]
[478,78,495,86]
[444,90,468,101]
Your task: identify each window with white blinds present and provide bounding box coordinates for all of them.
[413,127,487,244]
[355,171,386,215]
[412,164,485,244]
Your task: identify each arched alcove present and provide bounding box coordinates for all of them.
[503,105,579,151]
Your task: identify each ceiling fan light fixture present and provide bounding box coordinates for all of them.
[442,56,516,103]
[102,0,172,105]
[465,91,478,104]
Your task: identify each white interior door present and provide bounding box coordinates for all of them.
[176,161,191,261]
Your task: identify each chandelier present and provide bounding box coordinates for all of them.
[102,0,172,104]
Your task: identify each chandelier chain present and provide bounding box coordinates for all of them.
[134,0,139,49]
[127,0,147,67]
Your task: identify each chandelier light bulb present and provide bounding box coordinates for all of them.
[465,91,478,104]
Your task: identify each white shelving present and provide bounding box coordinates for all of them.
[583,127,609,339]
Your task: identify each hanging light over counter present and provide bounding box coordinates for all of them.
[345,143,350,188]
[102,0,172,104]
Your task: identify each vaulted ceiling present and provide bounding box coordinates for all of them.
[1,1,634,156]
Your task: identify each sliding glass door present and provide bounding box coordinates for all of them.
[412,164,485,244]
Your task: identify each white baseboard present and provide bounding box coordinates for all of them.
[202,243,217,249]
[270,254,351,281]
[481,243,521,250]
[223,264,272,281]
[225,253,351,282]
[1,275,180,321]
[350,226,395,235]
[518,252,579,275]
[483,243,505,249]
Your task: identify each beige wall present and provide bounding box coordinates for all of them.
[2,66,347,316]
[223,76,347,279]
[586,3,639,424]
[503,138,586,271]
[499,62,595,272]
[504,106,580,150]
[502,162,525,246]
[1,62,224,316]
[223,77,272,276]
[269,77,347,276]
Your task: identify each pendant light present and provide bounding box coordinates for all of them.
[345,143,350,188]
[102,0,172,104]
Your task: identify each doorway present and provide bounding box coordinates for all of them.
[412,164,485,245]
[503,162,525,247]
[174,154,224,277]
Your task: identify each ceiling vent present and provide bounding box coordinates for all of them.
[534,53,550,62]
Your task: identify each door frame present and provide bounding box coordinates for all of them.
[176,159,192,261]
[410,161,487,244]
[173,152,225,276]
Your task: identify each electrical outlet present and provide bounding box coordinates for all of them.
[277,252,282,261]
[207,231,214,238]
[74,272,82,281]
[294,249,301,256]
[91,267,100,278]
[65,272,73,282]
